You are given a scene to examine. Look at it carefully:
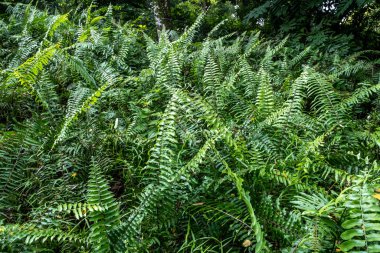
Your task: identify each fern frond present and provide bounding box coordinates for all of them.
[204,56,224,111]
[339,83,380,112]
[156,47,182,89]
[292,192,338,251]
[256,68,275,118]
[54,202,109,220]
[52,81,114,148]
[338,179,380,252]
[144,93,179,181]
[34,71,59,111]
[257,69,307,128]
[110,132,220,252]
[175,12,205,48]
[288,46,310,69]
[306,68,340,117]
[11,44,59,90]
[189,199,255,247]
[212,148,266,252]
[240,57,258,99]
[243,32,261,57]
[87,159,120,253]
[8,36,38,68]
[0,125,42,218]
[257,195,303,247]
[0,224,86,245]
[65,54,97,89]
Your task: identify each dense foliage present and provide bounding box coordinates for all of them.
[0,1,379,252]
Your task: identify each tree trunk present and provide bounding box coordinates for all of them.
[151,0,171,35]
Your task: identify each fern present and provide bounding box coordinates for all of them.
[306,68,340,117]
[5,44,60,108]
[0,124,42,220]
[65,54,97,89]
[12,44,59,89]
[292,192,339,251]
[0,224,85,245]
[174,11,205,48]
[189,199,257,249]
[339,83,380,112]
[338,179,380,252]
[52,80,115,148]
[213,148,266,252]
[256,68,275,118]
[87,159,120,253]
[109,93,181,251]
[204,56,223,111]
[0,6,379,253]
[54,202,109,219]
[8,36,38,69]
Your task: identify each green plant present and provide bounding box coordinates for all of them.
[0,2,379,253]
